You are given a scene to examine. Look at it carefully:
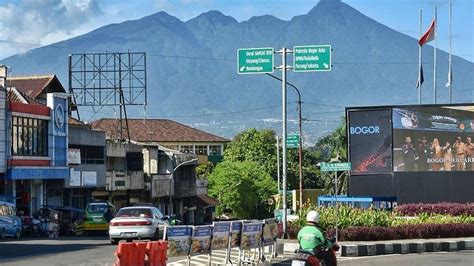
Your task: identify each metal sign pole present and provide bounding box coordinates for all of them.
[280,47,288,238]
[334,171,338,242]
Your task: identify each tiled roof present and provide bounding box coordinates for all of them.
[196,194,219,207]
[7,87,43,106]
[90,118,230,143]
[7,75,65,99]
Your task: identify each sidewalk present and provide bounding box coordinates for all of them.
[277,237,474,257]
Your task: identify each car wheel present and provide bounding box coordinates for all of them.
[110,238,119,245]
[15,230,21,239]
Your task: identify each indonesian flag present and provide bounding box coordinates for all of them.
[419,19,436,46]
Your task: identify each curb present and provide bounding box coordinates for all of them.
[340,239,474,257]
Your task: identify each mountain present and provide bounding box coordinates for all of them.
[2,0,473,142]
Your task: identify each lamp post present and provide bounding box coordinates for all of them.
[266,73,304,210]
[169,158,198,215]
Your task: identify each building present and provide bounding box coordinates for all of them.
[91,118,223,224]
[66,118,106,210]
[90,119,230,164]
[1,67,69,215]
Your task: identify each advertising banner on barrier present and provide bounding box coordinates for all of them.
[240,222,262,250]
[230,221,242,248]
[165,226,192,257]
[262,219,278,246]
[191,225,212,255]
[211,222,230,250]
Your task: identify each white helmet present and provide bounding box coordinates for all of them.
[306,210,320,223]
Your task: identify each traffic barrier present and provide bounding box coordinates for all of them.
[146,241,168,266]
[114,242,147,266]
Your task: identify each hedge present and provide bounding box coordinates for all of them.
[395,202,474,216]
[326,223,474,241]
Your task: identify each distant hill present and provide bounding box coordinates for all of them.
[2,0,473,142]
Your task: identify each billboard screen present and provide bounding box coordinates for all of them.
[393,106,474,172]
[348,109,392,175]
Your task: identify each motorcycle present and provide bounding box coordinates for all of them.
[291,238,339,266]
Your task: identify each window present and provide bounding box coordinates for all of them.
[180,145,193,154]
[195,145,208,155]
[69,145,105,164]
[209,145,222,156]
[11,116,48,156]
[126,152,143,171]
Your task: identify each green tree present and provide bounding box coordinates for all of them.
[207,161,276,219]
[224,128,277,178]
[195,162,214,179]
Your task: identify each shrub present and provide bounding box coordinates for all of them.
[333,223,474,241]
[395,202,474,216]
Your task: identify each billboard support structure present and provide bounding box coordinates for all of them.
[68,52,147,142]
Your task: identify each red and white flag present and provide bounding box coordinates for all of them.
[418,19,436,46]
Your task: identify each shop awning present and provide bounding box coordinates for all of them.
[196,194,219,209]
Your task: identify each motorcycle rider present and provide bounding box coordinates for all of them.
[297,210,336,266]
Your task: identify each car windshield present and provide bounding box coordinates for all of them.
[116,208,152,218]
[87,203,108,214]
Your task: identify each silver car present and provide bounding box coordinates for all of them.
[108,206,168,245]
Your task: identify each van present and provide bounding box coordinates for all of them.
[0,201,22,239]
[83,201,115,232]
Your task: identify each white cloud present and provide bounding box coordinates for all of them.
[0,0,103,59]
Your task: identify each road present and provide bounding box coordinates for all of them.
[0,237,472,265]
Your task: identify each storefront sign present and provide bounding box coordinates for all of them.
[68,148,81,164]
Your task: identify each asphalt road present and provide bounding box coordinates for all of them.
[0,237,472,265]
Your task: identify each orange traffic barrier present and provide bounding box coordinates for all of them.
[114,242,148,266]
[146,241,168,266]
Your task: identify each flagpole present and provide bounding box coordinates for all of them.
[448,1,452,103]
[418,9,422,104]
[433,6,437,104]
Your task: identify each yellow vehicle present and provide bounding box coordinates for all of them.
[83,201,115,232]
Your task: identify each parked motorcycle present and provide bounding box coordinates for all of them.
[292,238,339,266]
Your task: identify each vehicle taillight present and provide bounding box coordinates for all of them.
[111,221,152,226]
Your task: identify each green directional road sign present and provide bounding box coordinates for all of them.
[237,47,274,74]
[293,45,332,72]
[320,162,351,172]
[286,134,300,148]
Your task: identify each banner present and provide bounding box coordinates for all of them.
[262,219,278,246]
[348,109,392,175]
[240,222,262,250]
[191,225,212,255]
[230,221,242,248]
[211,222,230,250]
[165,226,192,257]
[393,106,474,172]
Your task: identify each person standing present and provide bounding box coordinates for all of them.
[442,141,453,171]
[431,138,443,171]
[402,136,416,171]
[453,137,466,171]
[465,137,474,171]
[417,137,430,171]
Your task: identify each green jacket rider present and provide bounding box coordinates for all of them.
[297,210,333,251]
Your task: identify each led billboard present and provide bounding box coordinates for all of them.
[393,106,474,172]
[348,109,392,175]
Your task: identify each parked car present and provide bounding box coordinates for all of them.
[108,206,168,245]
[83,201,115,233]
[0,201,22,239]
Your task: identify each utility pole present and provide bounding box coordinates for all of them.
[276,135,281,193]
[266,73,304,210]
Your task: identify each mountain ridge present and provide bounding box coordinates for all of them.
[2,0,473,141]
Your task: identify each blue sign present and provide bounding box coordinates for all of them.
[167,226,192,237]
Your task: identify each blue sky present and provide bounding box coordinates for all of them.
[0,0,472,61]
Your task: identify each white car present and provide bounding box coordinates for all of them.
[108,206,168,245]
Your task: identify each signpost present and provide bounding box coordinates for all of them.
[237,44,332,238]
[293,45,331,72]
[320,162,351,172]
[319,161,350,242]
[286,134,299,148]
[237,48,274,74]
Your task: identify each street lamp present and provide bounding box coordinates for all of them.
[169,158,198,215]
[266,73,304,211]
